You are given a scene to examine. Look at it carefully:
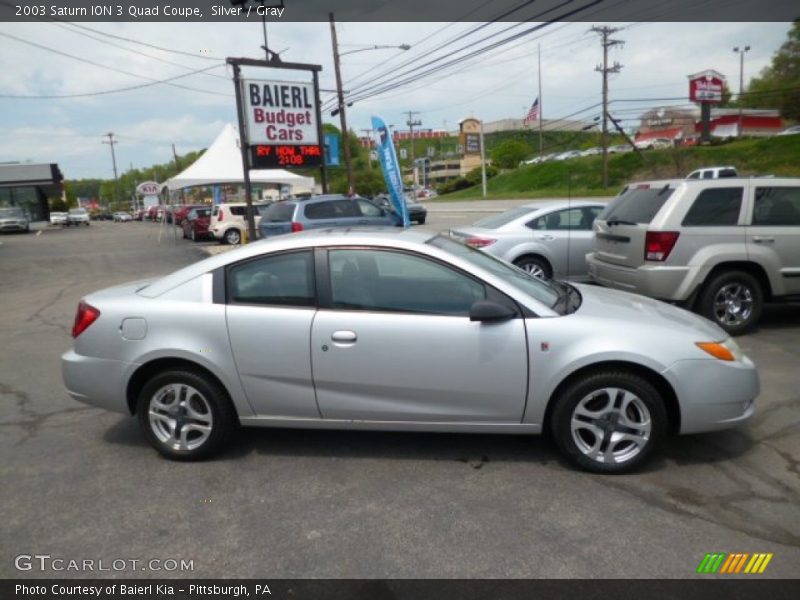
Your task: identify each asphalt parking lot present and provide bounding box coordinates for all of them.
[1,212,799,579]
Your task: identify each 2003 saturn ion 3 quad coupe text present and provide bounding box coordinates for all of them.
[62,229,759,473]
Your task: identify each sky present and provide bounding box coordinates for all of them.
[0,20,791,180]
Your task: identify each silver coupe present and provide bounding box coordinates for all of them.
[62,228,758,473]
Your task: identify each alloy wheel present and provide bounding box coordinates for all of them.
[148,383,213,452]
[569,387,652,465]
[520,262,546,280]
[712,282,753,328]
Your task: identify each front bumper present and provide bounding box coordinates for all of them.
[0,221,28,231]
[663,356,759,434]
[62,350,136,415]
[587,254,695,301]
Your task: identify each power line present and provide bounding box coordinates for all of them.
[0,31,231,97]
[592,25,624,188]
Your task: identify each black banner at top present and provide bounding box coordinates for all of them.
[0,0,797,22]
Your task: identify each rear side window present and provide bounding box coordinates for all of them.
[599,186,674,224]
[331,199,361,217]
[753,187,800,226]
[263,202,297,222]
[682,188,743,226]
[230,206,246,216]
[304,201,336,220]
[228,251,315,307]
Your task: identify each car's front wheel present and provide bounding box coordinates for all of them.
[551,370,667,474]
[137,370,238,461]
[698,270,763,336]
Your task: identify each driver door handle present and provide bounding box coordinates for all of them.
[537,234,555,241]
[752,236,774,244]
[331,330,358,343]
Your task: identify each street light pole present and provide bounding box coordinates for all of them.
[329,12,410,195]
[733,45,751,137]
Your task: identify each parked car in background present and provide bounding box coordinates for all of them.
[67,208,90,226]
[686,166,738,179]
[181,207,212,242]
[608,144,634,154]
[450,201,606,281]
[373,194,427,224]
[62,228,759,473]
[210,202,272,245]
[635,138,673,150]
[91,211,113,221]
[49,211,68,225]
[113,211,132,222]
[258,195,400,239]
[0,206,30,233]
[776,125,800,136]
[587,177,800,335]
[173,204,207,226]
[580,147,602,157]
[554,150,582,161]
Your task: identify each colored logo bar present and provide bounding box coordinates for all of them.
[696,552,773,574]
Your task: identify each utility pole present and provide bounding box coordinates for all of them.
[538,43,543,158]
[329,13,354,195]
[405,110,421,199]
[733,45,751,137]
[360,128,374,169]
[102,132,119,208]
[592,26,623,188]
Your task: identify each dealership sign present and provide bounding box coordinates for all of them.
[136,181,161,195]
[242,78,321,168]
[688,70,726,104]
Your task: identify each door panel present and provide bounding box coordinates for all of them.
[311,311,528,422]
[748,186,800,295]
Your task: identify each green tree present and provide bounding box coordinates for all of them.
[740,20,800,121]
[490,139,531,169]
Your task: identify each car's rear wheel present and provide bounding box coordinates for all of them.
[514,255,551,280]
[224,228,241,245]
[551,370,667,474]
[698,270,763,336]
[137,370,238,461]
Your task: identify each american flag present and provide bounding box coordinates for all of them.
[524,97,540,125]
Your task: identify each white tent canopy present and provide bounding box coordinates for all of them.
[164,123,315,192]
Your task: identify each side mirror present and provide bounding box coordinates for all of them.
[469,300,516,323]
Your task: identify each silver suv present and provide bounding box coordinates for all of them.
[587,177,800,335]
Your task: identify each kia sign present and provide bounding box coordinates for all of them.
[243,79,319,145]
[136,181,161,195]
[688,70,726,104]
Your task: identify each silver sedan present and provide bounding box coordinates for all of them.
[449,200,606,281]
[62,229,758,473]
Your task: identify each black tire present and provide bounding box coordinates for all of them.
[417,216,426,225]
[550,370,667,474]
[697,270,763,336]
[137,369,238,461]
[224,228,241,245]
[513,255,552,280]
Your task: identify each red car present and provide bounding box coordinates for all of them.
[172,204,207,225]
[181,207,212,242]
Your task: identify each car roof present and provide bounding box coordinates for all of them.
[140,227,438,298]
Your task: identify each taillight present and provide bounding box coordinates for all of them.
[290,222,304,232]
[465,236,496,248]
[645,231,680,261]
[72,301,100,338]
[217,209,224,222]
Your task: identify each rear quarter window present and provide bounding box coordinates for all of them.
[753,187,800,226]
[599,186,674,224]
[682,188,743,226]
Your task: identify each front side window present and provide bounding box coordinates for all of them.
[228,251,315,307]
[329,249,485,316]
[753,187,800,226]
[357,199,382,217]
[682,188,743,226]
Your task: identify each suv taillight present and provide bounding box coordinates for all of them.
[291,222,304,232]
[465,236,496,248]
[217,209,224,222]
[645,231,680,262]
[72,301,101,338]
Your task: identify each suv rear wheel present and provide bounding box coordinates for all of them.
[698,270,763,336]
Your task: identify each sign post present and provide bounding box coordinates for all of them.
[227,56,325,242]
[688,70,726,144]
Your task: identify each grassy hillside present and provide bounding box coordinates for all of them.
[437,135,800,200]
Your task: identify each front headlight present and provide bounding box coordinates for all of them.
[696,338,744,362]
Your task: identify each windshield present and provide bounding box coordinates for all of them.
[0,207,24,217]
[473,206,535,229]
[429,235,561,310]
[599,185,674,224]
